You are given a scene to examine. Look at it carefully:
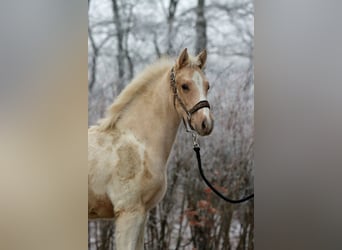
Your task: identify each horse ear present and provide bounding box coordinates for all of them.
[197,49,207,69]
[176,48,189,69]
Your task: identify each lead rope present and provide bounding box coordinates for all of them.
[192,133,254,204]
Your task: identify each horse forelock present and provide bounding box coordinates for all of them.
[187,55,202,68]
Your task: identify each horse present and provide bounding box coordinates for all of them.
[88,48,214,250]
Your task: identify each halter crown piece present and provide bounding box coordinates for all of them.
[170,67,211,132]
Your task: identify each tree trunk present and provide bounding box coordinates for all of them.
[88,26,98,92]
[124,32,134,80]
[195,0,207,54]
[153,33,161,58]
[167,0,179,55]
[247,202,254,250]
[111,0,125,93]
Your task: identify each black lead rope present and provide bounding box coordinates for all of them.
[193,145,254,204]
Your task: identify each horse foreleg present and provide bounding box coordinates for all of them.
[135,214,147,250]
[114,209,147,250]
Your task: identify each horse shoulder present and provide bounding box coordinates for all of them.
[109,133,167,211]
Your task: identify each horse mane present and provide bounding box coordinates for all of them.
[97,57,174,131]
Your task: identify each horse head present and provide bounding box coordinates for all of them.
[172,48,214,136]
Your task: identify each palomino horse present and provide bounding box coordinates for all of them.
[88,48,214,250]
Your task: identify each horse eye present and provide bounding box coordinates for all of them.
[181,84,189,91]
[207,84,210,90]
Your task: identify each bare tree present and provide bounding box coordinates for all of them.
[166,0,179,55]
[88,26,98,92]
[111,0,125,92]
[123,3,134,80]
[88,0,96,91]
[195,0,207,54]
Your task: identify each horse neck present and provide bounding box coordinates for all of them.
[117,70,181,164]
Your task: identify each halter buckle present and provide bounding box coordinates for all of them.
[192,132,199,148]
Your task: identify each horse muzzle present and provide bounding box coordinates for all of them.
[191,108,214,136]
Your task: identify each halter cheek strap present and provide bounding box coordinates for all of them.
[170,67,210,131]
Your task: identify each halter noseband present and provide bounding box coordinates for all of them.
[170,67,210,131]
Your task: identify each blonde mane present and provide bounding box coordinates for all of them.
[98,57,174,131]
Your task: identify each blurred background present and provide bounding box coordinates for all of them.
[88,0,254,249]
[0,1,340,250]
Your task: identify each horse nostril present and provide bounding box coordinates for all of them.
[202,119,207,130]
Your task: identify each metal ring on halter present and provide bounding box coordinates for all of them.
[192,132,199,148]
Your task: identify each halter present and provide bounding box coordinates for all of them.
[170,67,211,132]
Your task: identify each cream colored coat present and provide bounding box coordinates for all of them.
[88,48,213,250]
